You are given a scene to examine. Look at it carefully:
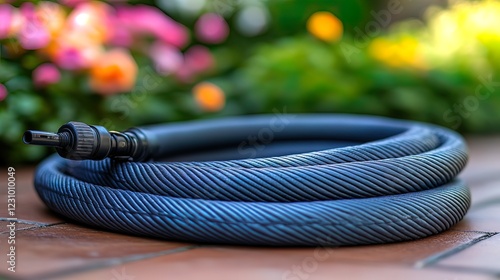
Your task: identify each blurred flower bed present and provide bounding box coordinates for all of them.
[1,0,500,164]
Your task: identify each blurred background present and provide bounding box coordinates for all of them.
[1,0,500,164]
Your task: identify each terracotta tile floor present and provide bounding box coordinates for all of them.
[0,136,499,280]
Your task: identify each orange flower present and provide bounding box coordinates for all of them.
[192,82,225,112]
[307,11,343,42]
[89,49,137,95]
[36,2,66,37]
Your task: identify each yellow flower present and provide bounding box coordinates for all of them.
[415,0,500,70]
[307,11,343,42]
[89,49,137,95]
[369,37,425,69]
[192,82,225,112]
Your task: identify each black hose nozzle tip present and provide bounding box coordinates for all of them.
[23,122,152,162]
[23,131,66,147]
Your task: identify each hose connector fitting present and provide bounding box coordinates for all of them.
[23,122,152,161]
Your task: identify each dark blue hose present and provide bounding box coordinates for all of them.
[33,114,470,246]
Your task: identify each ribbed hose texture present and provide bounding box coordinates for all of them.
[34,115,470,246]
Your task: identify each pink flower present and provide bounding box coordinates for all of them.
[195,13,229,44]
[184,45,215,74]
[107,24,133,47]
[150,42,183,75]
[18,3,50,50]
[0,84,7,101]
[116,5,189,48]
[0,4,14,39]
[175,67,195,84]
[54,47,86,70]
[53,44,101,70]
[33,63,61,87]
[50,28,103,70]
[174,45,215,83]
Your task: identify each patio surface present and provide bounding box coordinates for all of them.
[0,136,499,280]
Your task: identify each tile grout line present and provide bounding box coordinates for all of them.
[449,229,500,235]
[431,264,500,278]
[34,244,201,280]
[0,222,66,234]
[0,217,49,225]
[414,232,499,269]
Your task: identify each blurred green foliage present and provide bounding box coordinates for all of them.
[234,35,500,133]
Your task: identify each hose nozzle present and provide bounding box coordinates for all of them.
[23,122,152,161]
[23,131,69,147]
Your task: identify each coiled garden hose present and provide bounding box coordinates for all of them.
[24,114,470,246]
